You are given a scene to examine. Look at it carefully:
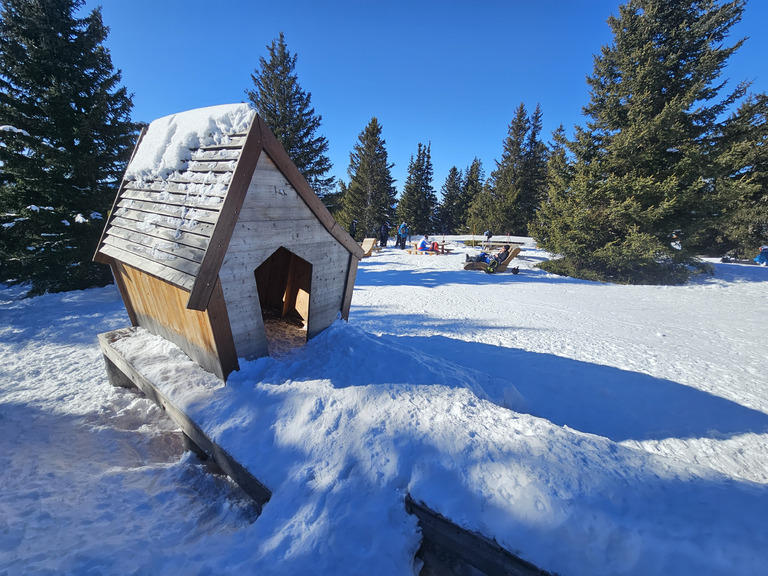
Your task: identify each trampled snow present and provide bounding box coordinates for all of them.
[1,239,767,575]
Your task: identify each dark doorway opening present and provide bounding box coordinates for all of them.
[254,247,312,357]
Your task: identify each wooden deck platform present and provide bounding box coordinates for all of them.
[98,327,272,509]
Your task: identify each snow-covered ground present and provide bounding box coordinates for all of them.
[1,238,767,575]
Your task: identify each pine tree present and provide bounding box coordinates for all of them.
[529,124,573,244]
[484,103,529,234]
[456,158,484,234]
[711,93,768,256]
[246,32,334,196]
[337,117,396,240]
[533,0,748,284]
[435,166,462,234]
[0,0,137,295]
[475,103,548,236]
[521,104,549,233]
[396,143,436,235]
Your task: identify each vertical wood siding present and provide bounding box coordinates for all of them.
[219,153,350,359]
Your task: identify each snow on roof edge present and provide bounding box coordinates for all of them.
[125,104,255,181]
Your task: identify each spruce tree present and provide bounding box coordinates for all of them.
[529,124,573,245]
[711,93,768,256]
[532,0,748,284]
[484,103,529,234]
[521,104,549,232]
[337,117,396,240]
[0,0,137,295]
[246,32,334,196]
[476,103,548,235]
[396,143,436,235]
[457,158,484,235]
[435,166,462,234]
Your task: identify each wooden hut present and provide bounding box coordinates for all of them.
[94,104,363,380]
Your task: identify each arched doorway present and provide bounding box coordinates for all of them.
[254,247,312,357]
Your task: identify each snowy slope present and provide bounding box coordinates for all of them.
[1,239,767,575]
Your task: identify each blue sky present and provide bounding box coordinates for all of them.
[85,0,767,194]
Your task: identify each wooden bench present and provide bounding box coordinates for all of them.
[360,237,377,257]
[408,242,453,255]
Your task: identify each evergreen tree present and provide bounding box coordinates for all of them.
[474,103,548,235]
[246,32,334,196]
[396,143,436,235]
[337,117,396,240]
[466,183,505,237]
[456,158,484,234]
[711,93,768,256]
[0,0,137,295]
[529,124,573,244]
[532,0,748,284]
[483,103,529,234]
[435,166,462,234]
[521,104,549,232]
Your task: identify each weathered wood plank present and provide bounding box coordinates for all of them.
[102,234,202,279]
[405,495,552,576]
[111,208,216,238]
[105,226,206,264]
[123,179,229,197]
[194,134,247,151]
[114,263,230,378]
[98,328,271,508]
[109,217,211,252]
[99,242,197,291]
[207,278,239,378]
[191,149,241,162]
[117,198,220,225]
[187,161,237,173]
[165,173,233,187]
[109,208,213,239]
[121,186,227,209]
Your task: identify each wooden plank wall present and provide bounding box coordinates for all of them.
[219,153,350,360]
[113,261,233,379]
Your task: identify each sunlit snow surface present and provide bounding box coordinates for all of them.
[2,239,767,575]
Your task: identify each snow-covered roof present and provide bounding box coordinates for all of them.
[95,104,362,310]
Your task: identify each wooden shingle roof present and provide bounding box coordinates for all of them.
[95,109,363,310]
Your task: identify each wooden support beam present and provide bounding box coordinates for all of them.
[405,494,552,576]
[98,328,272,510]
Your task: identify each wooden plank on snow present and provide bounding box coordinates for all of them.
[405,495,552,576]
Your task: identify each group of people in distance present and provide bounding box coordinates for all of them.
[368,222,520,274]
